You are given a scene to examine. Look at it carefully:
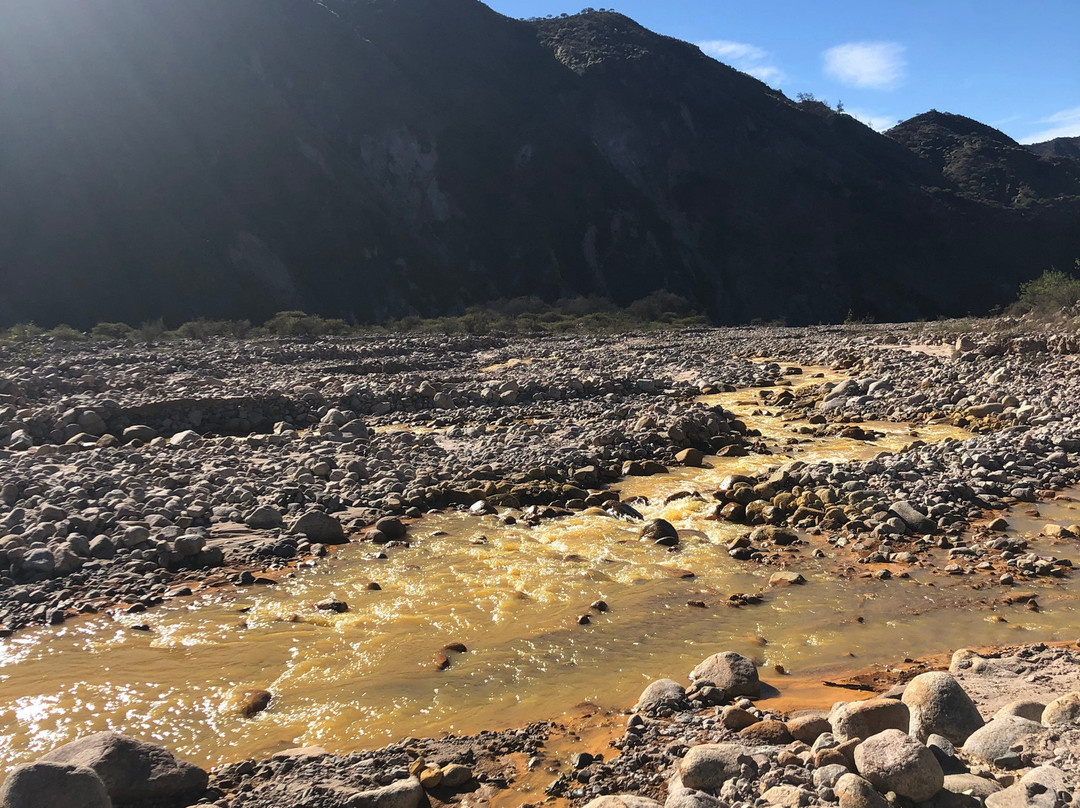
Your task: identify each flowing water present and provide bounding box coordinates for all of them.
[0,367,1078,771]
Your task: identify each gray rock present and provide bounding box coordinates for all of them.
[993,700,1046,722]
[902,671,984,745]
[664,787,724,808]
[831,698,910,743]
[21,548,55,576]
[585,797,664,808]
[168,430,201,447]
[244,505,283,530]
[0,761,111,808]
[854,729,944,802]
[962,716,1045,767]
[689,652,760,698]
[678,743,752,791]
[289,510,346,544]
[88,536,115,560]
[634,679,687,712]
[834,773,890,808]
[813,764,851,789]
[121,526,151,548]
[440,764,473,788]
[122,425,158,443]
[787,712,831,744]
[1041,691,1080,726]
[889,501,935,533]
[174,534,206,557]
[759,784,810,807]
[349,777,424,808]
[41,731,208,805]
[942,773,1002,799]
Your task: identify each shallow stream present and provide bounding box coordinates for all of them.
[0,366,1077,770]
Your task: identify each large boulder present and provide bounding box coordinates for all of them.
[289,510,347,544]
[244,505,283,530]
[853,729,944,803]
[0,761,111,808]
[634,679,687,712]
[830,698,910,743]
[985,767,1069,808]
[689,652,760,698]
[962,717,1045,768]
[678,744,752,791]
[41,732,207,806]
[902,672,984,745]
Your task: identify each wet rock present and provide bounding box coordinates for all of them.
[41,731,208,806]
[689,652,760,698]
[902,671,985,745]
[889,501,935,533]
[640,519,679,546]
[768,571,806,587]
[0,760,111,808]
[375,517,406,540]
[853,729,944,803]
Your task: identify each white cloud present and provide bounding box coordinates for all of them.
[698,39,787,86]
[1020,106,1080,144]
[847,108,898,132]
[823,42,906,90]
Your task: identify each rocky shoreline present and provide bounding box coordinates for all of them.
[2,320,1080,806]
[3,642,1078,808]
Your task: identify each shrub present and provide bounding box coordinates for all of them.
[47,324,86,341]
[90,322,135,340]
[1014,261,1080,314]
[135,318,168,342]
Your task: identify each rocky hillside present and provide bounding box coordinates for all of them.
[1,0,1078,327]
[1028,136,1080,161]
[886,111,1080,205]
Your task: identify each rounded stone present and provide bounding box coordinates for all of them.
[853,729,944,802]
[0,761,111,808]
[689,652,760,698]
[901,671,984,745]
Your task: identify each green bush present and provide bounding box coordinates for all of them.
[135,318,168,342]
[47,324,86,341]
[1014,261,1080,314]
[2,322,44,342]
[90,322,135,340]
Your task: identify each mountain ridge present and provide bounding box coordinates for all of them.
[0,0,1077,328]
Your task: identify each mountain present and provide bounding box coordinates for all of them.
[0,0,1078,328]
[1028,136,1080,161]
[886,111,1080,205]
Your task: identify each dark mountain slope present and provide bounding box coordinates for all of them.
[1028,136,1080,161]
[0,1,1078,327]
[886,111,1080,205]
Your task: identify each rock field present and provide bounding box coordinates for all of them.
[1,321,1080,807]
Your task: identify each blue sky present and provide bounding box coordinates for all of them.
[486,0,1080,143]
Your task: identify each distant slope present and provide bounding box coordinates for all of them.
[886,111,1080,205]
[0,1,1078,328]
[1028,136,1080,161]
